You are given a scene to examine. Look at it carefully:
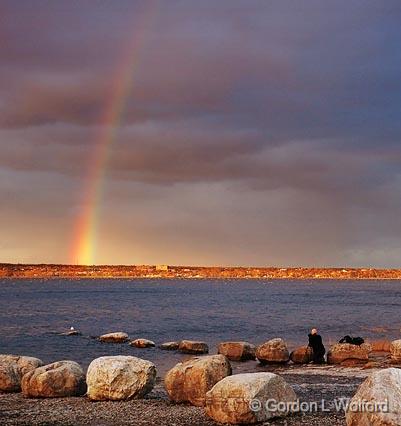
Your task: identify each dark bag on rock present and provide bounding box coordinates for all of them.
[339,335,364,346]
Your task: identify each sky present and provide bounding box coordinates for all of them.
[1,0,401,267]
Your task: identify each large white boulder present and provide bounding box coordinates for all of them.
[165,354,232,406]
[21,360,86,398]
[86,355,156,400]
[346,368,401,426]
[205,372,297,424]
[0,354,43,392]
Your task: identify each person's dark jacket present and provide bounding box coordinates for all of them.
[308,333,326,363]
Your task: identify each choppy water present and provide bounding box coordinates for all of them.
[0,279,400,375]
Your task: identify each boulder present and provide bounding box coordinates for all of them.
[99,332,129,343]
[21,360,86,398]
[178,340,209,355]
[86,355,156,400]
[290,346,313,364]
[159,341,180,350]
[370,340,391,352]
[165,354,232,406]
[390,339,401,362]
[0,355,43,392]
[218,342,256,362]
[130,339,155,348]
[256,338,289,364]
[205,372,297,424]
[346,368,401,425]
[327,343,371,365]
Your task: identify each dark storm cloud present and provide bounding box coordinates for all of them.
[1,0,401,265]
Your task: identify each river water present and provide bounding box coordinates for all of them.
[1,278,400,375]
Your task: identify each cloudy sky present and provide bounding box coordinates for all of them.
[1,0,401,267]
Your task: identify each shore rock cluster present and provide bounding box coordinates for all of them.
[2,335,401,424]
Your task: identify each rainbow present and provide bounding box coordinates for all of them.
[70,3,158,265]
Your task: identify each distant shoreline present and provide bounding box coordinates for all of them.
[1,263,401,280]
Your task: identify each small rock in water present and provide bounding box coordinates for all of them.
[61,327,82,336]
[129,338,155,348]
[99,332,129,343]
[178,340,209,354]
[159,341,180,350]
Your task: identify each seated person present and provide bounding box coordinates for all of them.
[308,328,326,364]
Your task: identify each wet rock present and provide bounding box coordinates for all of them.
[346,368,401,425]
[256,338,290,364]
[327,343,371,365]
[159,341,180,350]
[390,339,401,362]
[205,372,297,424]
[218,342,256,361]
[0,355,43,392]
[87,355,156,400]
[129,339,155,348]
[99,332,129,343]
[165,354,231,406]
[21,360,86,398]
[178,340,209,354]
[290,346,313,364]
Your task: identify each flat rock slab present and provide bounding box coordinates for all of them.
[99,332,129,343]
[130,339,155,348]
[159,341,180,350]
[178,340,209,354]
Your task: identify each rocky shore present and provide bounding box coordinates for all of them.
[0,365,365,426]
[1,336,400,425]
[2,263,401,280]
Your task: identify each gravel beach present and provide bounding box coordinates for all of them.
[0,364,370,426]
